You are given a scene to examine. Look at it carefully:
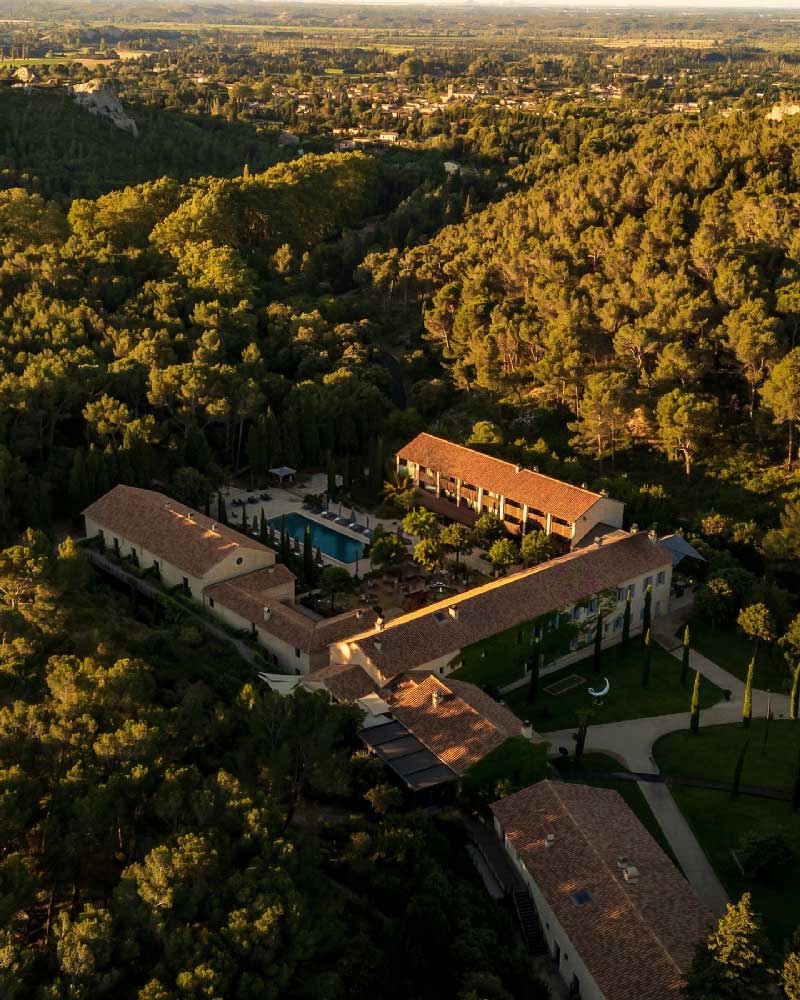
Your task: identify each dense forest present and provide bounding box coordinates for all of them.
[0,532,545,998]
[3,9,800,993]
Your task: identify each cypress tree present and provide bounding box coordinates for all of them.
[303,523,314,584]
[326,452,337,503]
[790,662,800,722]
[204,495,211,517]
[575,712,590,761]
[730,740,749,799]
[217,492,228,525]
[742,658,754,728]
[279,515,291,565]
[642,628,652,688]
[642,583,652,641]
[528,638,541,703]
[690,670,701,734]
[593,613,603,672]
[680,624,691,685]
[259,508,268,544]
[621,588,632,655]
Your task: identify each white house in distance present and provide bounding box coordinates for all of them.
[491,781,713,1000]
[82,485,376,673]
[396,432,625,550]
[331,530,673,687]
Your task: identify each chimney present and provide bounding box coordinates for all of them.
[630,523,639,535]
[448,605,459,620]
[374,638,383,652]
[595,536,603,547]
[515,464,521,473]
[432,689,442,708]
[263,606,271,621]
[648,529,657,544]
[545,833,555,849]
[376,616,385,630]
[581,482,588,489]
[522,720,533,740]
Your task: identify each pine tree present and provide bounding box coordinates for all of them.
[690,670,701,734]
[303,523,314,584]
[621,588,631,654]
[731,740,749,799]
[790,662,800,721]
[593,614,603,672]
[684,893,770,999]
[742,658,754,728]
[680,624,691,685]
[642,583,652,641]
[642,628,652,688]
[783,949,800,1000]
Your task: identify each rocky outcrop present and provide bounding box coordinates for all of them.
[71,80,138,136]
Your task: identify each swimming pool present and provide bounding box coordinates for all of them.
[270,512,366,565]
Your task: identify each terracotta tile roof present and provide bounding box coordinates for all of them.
[398,432,607,523]
[83,484,271,579]
[204,569,377,653]
[305,663,379,702]
[385,673,527,773]
[491,781,714,1000]
[340,532,671,678]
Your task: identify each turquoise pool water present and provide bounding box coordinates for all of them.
[270,512,365,564]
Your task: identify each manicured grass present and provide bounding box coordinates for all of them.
[654,720,800,796]
[669,787,800,948]
[654,721,800,947]
[683,615,786,688]
[504,641,724,732]
[461,737,549,803]
[554,753,678,865]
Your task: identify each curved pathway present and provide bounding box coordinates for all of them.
[542,641,791,917]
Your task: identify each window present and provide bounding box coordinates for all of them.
[613,616,622,631]
[208,598,215,609]
[629,583,636,598]
[588,598,598,614]
[236,556,243,565]
[657,570,666,585]
[182,577,190,596]
[113,537,120,553]
[572,606,581,621]
[569,889,593,907]
[295,647,301,658]
[616,587,625,602]
[645,575,653,588]
[130,547,137,557]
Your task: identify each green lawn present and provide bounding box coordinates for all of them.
[654,721,800,947]
[669,788,799,948]
[554,753,678,865]
[683,615,787,688]
[504,641,724,732]
[654,720,800,795]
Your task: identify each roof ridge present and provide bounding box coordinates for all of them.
[341,531,639,645]
[544,781,686,981]
[408,432,603,499]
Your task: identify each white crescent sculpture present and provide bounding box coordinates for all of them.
[588,677,610,699]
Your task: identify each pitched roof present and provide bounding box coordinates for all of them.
[339,532,671,678]
[398,432,607,522]
[305,663,379,702]
[491,781,714,1000]
[83,485,271,579]
[385,672,530,772]
[204,568,377,653]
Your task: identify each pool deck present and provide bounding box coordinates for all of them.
[218,474,409,576]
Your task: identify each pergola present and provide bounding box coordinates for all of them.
[269,465,296,483]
